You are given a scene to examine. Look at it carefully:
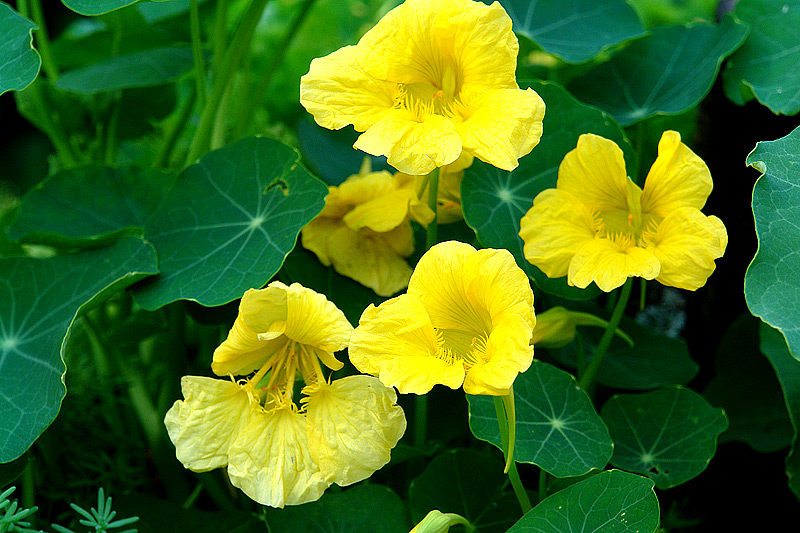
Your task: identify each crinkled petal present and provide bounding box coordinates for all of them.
[646,207,727,290]
[343,190,413,233]
[283,282,352,361]
[464,312,533,395]
[227,406,330,508]
[520,189,598,279]
[455,87,545,171]
[641,130,712,218]
[568,238,660,292]
[557,133,631,212]
[303,376,406,486]
[164,376,255,472]
[349,295,465,394]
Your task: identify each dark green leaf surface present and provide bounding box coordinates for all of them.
[723,0,800,114]
[61,0,141,16]
[9,165,176,247]
[745,125,800,361]
[760,323,800,500]
[507,470,659,533]
[462,80,631,300]
[568,18,748,125]
[0,236,158,462]
[0,2,41,95]
[131,137,328,310]
[601,386,728,489]
[468,360,613,478]
[56,46,193,94]
[499,0,644,63]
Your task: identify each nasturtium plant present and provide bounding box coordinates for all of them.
[0,2,40,95]
[60,0,141,16]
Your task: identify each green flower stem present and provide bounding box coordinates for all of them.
[414,394,428,448]
[640,277,647,310]
[185,0,271,165]
[103,93,122,165]
[190,0,208,110]
[578,277,633,391]
[212,0,229,67]
[27,0,59,82]
[538,468,548,503]
[154,86,197,169]
[574,331,586,377]
[494,389,531,514]
[425,167,440,249]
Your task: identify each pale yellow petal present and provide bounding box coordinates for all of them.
[568,238,660,292]
[349,295,465,394]
[520,189,598,279]
[227,406,330,508]
[455,87,545,171]
[646,207,727,290]
[283,282,352,359]
[557,134,631,212]
[410,510,470,533]
[164,376,255,472]
[343,190,412,233]
[463,312,533,396]
[641,131,712,218]
[301,217,339,266]
[303,376,406,486]
[530,307,577,348]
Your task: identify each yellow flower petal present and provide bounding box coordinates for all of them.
[463,312,533,395]
[568,238,661,292]
[410,510,471,533]
[520,189,598,279]
[646,207,727,290]
[227,406,330,508]
[641,130,712,219]
[343,189,414,233]
[303,376,406,486]
[349,295,465,394]
[283,282,352,360]
[164,376,256,472]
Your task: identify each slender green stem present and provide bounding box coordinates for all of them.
[414,394,428,448]
[494,394,531,514]
[190,0,208,110]
[28,0,59,81]
[154,86,197,168]
[185,0,271,165]
[212,0,229,67]
[578,278,633,391]
[574,331,586,381]
[103,93,122,165]
[425,167,440,249]
[639,277,647,311]
[537,469,548,503]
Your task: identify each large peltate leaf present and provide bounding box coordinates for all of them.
[0,237,158,463]
[568,17,748,125]
[9,165,176,248]
[745,125,800,361]
[0,2,41,95]
[507,470,659,533]
[499,0,644,63]
[61,0,141,16]
[131,136,328,310]
[468,360,613,478]
[461,80,631,300]
[601,386,728,489]
[723,0,800,115]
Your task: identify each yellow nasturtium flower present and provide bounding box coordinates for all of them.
[349,241,535,396]
[408,153,473,225]
[165,282,406,508]
[410,510,473,533]
[299,0,545,175]
[302,163,433,297]
[519,131,727,292]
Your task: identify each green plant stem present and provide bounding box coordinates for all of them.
[154,86,197,168]
[103,93,122,165]
[578,278,633,391]
[574,331,586,377]
[414,395,428,448]
[28,0,59,82]
[494,391,531,514]
[212,0,229,67]
[537,469,547,503]
[190,0,208,110]
[640,277,647,310]
[425,167,440,249]
[185,0,271,165]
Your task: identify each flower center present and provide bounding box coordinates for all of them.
[247,340,325,404]
[398,65,461,119]
[435,329,489,369]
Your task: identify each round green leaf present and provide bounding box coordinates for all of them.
[568,17,748,125]
[723,0,800,114]
[0,2,41,95]
[499,0,644,63]
[9,165,176,248]
[61,0,141,16]
[461,80,631,300]
[468,360,613,478]
[262,484,410,533]
[601,386,728,489]
[131,136,328,310]
[507,470,659,533]
[745,125,800,362]
[56,46,193,94]
[0,236,158,462]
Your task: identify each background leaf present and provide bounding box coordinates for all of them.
[468,360,613,478]
[745,125,800,361]
[567,17,748,125]
[499,0,644,63]
[723,0,800,114]
[461,80,632,300]
[61,0,141,16]
[130,136,328,310]
[0,2,41,95]
[0,236,158,462]
[601,386,728,489]
[507,470,659,533]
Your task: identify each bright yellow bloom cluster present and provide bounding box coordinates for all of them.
[165,282,406,508]
[300,0,545,175]
[349,241,535,396]
[519,131,727,292]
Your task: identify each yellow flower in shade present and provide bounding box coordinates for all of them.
[408,153,472,225]
[410,510,473,533]
[519,131,728,292]
[299,0,545,175]
[531,306,634,349]
[166,284,406,508]
[301,162,434,297]
[349,241,535,396]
